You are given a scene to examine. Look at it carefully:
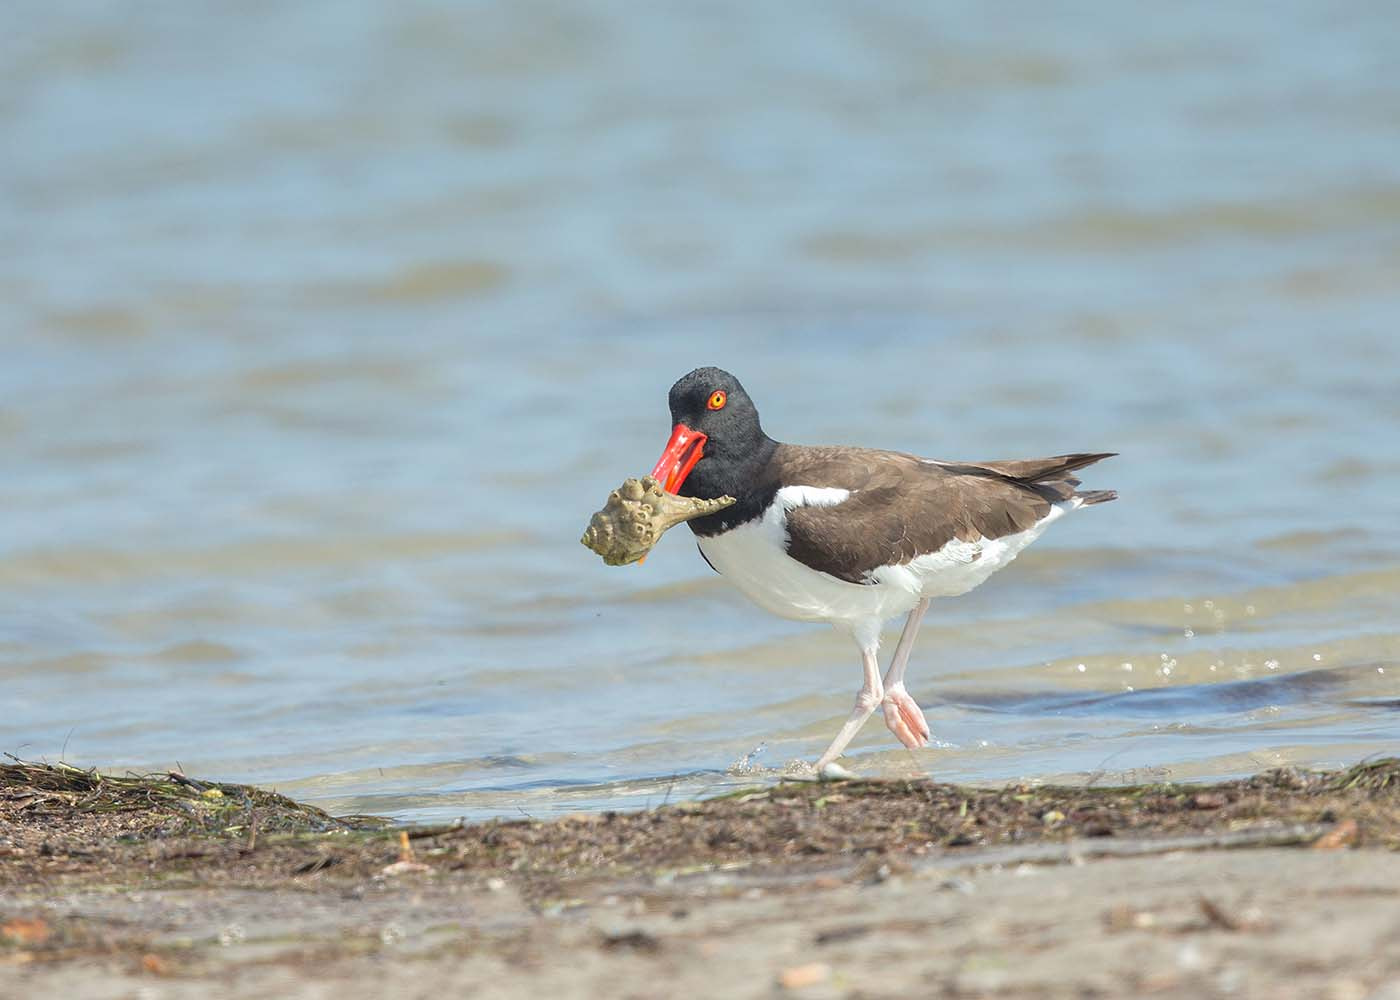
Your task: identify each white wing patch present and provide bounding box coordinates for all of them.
[696,484,919,635]
[775,485,851,509]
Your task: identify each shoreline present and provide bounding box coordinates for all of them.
[4,758,1399,997]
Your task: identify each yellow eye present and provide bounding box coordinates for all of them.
[707,390,727,411]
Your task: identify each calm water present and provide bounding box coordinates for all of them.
[5,2,1400,822]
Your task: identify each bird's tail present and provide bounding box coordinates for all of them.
[1073,489,1118,505]
[937,453,1118,505]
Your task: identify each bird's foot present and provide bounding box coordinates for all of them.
[816,760,858,781]
[882,684,930,749]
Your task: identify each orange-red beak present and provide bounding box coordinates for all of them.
[649,423,707,493]
[638,424,707,565]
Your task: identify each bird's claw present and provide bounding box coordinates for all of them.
[883,685,930,750]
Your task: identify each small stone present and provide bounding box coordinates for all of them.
[380,860,431,876]
[778,962,831,990]
[0,917,51,946]
[1312,819,1359,850]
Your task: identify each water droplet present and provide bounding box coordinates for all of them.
[1183,628,1194,638]
[728,742,768,774]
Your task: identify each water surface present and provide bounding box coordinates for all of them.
[5,2,1400,821]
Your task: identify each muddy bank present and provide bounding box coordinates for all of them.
[4,759,1400,998]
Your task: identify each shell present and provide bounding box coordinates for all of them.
[581,476,736,566]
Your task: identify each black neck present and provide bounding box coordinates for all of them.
[679,435,781,536]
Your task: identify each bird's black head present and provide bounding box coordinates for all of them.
[650,367,774,500]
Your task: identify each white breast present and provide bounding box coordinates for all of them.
[696,486,922,640]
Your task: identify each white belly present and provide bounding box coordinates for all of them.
[873,501,1073,597]
[696,488,1078,645]
[697,515,922,632]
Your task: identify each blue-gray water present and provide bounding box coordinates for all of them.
[5,2,1399,821]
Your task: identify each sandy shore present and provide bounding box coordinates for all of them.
[3,760,1399,998]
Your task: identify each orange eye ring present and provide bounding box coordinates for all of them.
[707,390,727,411]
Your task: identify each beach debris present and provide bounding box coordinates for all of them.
[1108,898,1271,935]
[380,830,429,876]
[778,962,832,990]
[378,860,430,876]
[291,854,342,876]
[141,953,172,975]
[814,924,872,946]
[600,929,661,953]
[1311,818,1359,850]
[1104,905,1159,931]
[1197,896,1269,932]
[581,476,735,566]
[0,756,384,837]
[0,917,51,947]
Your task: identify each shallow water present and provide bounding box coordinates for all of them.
[5,2,1400,822]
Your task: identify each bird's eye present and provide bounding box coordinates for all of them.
[707,390,727,411]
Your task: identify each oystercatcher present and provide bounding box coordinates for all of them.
[648,367,1117,777]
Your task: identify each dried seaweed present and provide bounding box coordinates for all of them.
[0,755,387,839]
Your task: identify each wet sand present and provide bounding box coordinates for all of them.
[3,760,1399,998]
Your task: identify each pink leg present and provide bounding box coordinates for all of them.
[813,643,883,776]
[882,598,931,749]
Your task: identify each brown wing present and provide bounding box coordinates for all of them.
[777,446,1115,584]
[937,453,1117,499]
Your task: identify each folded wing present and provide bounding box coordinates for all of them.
[778,447,1115,584]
